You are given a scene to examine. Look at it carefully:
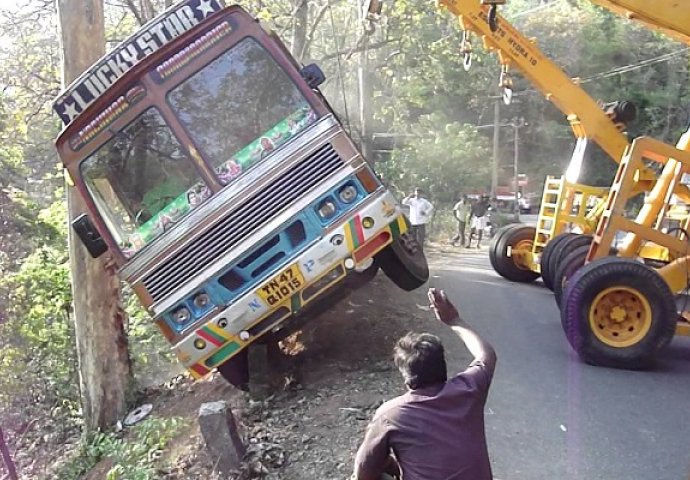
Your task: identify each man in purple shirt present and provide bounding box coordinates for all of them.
[353,288,497,480]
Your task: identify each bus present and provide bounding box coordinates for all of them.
[53,0,428,388]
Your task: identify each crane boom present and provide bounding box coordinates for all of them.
[439,0,630,163]
[590,0,690,46]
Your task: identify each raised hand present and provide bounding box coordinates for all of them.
[427,288,460,325]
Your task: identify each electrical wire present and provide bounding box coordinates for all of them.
[580,48,690,84]
[504,47,689,99]
[508,0,563,19]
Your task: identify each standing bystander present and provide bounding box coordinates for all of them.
[451,195,471,247]
[402,188,434,247]
[469,195,490,248]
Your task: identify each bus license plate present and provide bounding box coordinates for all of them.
[258,264,305,306]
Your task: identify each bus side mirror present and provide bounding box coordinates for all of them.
[72,214,108,258]
[300,64,325,89]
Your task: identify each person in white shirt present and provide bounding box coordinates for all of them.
[452,195,471,247]
[402,188,434,247]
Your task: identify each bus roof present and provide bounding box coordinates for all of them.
[52,0,225,127]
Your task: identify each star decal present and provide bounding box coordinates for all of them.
[62,100,80,122]
[381,200,396,217]
[196,0,217,18]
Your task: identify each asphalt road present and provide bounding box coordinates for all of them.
[426,247,690,480]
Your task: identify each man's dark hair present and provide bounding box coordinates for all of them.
[393,332,447,389]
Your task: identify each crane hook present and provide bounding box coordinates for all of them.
[488,4,498,32]
[461,30,472,71]
[499,66,513,105]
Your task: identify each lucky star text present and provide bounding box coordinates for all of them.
[53,0,223,126]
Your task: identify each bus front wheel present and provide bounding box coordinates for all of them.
[377,232,429,291]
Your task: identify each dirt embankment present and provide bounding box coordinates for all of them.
[39,247,473,479]
[157,257,463,479]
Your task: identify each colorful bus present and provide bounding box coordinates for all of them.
[53,0,428,387]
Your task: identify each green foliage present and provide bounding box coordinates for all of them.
[378,114,491,203]
[55,417,185,480]
[124,288,176,381]
[0,198,79,426]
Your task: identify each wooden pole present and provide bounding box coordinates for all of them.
[56,0,131,431]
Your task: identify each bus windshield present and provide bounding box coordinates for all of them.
[81,108,208,258]
[167,37,316,185]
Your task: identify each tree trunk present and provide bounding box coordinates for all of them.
[57,0,131,432]
[139,0,156,22]
[357,7,373,161]
[0,427,17,480]
[290,0,308,61]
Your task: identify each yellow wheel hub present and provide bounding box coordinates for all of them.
[510,239,533,270]
[588,286,652,348]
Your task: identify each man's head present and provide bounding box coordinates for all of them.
[414,187,423,198]
[394,332,447,390]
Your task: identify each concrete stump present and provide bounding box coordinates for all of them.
[198,401,246,473]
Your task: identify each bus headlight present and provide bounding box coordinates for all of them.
[172,307,192,325]
[193,292,211,309]
[338,185,358,204]
[317,200,337,219]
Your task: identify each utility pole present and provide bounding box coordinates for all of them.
[491,100,500,197]
[511,116,526,221]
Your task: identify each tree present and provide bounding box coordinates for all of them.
[57,0,131,431]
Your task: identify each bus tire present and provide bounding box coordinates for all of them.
[377,232,429,291]
[217,349,249,391]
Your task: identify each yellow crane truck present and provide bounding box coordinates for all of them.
[435,0,675,296]
[556,0,690,369]
[443,0,690,369]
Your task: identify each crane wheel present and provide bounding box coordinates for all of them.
[489,224,523,272]
[491,224,539,283]
[553,244,590,307]
[540,232,576,291]
[548,234,593,289]
[561,257,676,369]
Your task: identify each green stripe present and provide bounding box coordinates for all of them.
[202,326,227,345]
[205,341,241,368]
[390,217,401,239]
[290,293,302,313]
[349,218,361,248]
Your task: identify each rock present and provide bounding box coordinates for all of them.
[198,401,246,474]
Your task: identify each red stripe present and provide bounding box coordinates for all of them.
[197,329,224,347]
[354,231,391,263]
[191,364,209,377]
[354,215,366,244]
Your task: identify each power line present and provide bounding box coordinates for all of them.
[580,48,689,83]
[508,47,689,98]
[508,0,562,19]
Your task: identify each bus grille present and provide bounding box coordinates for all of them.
[142,143,344,303]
